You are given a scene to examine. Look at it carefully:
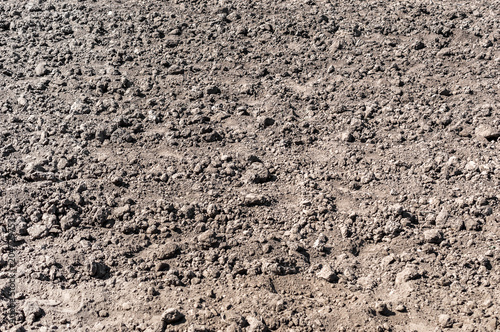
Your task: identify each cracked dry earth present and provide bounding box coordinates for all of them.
[0,0,499,331]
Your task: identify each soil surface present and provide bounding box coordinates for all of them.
[0,0,499,331]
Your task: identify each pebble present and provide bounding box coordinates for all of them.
[59,213,78,231]
[87,260,109,278]
[244,193,267,206]
[423,229,443,244]
[246,316,268,332]
[206,85,221,95]
[312,233,327,251]
[374,302,391,316]
[17,96,27,106]
[243,162,270,184]
[395,303,407,312]
[161,308,184,328]
[316,265,338,283]
[113,205,130,219]
[157,243,180,259]
[438,314,453,328]
[35,63,47,76]
[22,301,44,324]
[436,209,449,224]
[395,267,420,285]
[475,124,500,140]
[341,131,354,142]
[27,224,50,240]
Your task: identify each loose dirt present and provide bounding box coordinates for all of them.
[0,0,499,331]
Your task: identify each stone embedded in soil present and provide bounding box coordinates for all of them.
[438,314,453,328]
[313,233,327,251]
[27,224,50,240]
[341,131,354,142]
[475,124,500,140]
[157,243,180,259]
[316,265,338,283]
[423,229,443,244]
[155,262,169,272]
[22,301,44,324]
[395,304,407,312]
[59,212,79,231]
[246,316,268,332]
[375,302,392,316]
[87,261,110,278]
[35,63,47,76]
[244,193,267,206]
[197,230,218,248]
[396,267,421,285]
[206,85,221,95]
[113,205,130,219]
[243,162,271,184]
[161,308,184,327]
[187,325,209,332]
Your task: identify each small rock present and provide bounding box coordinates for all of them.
[438,314,453,328]
[440,88,451,96]
[197,230,218,248]
[157,243,180,259]
[395,303,407,312]
[243,163,270,184]
[423,229,443,244]
[169,28,181,36]
[395,267,421,285]
[155,262,169,272]
[16,220,28,236]
[206,85,221,95]
[236,26,248,35]
[313,233,327,251]
[316,265,338,283]
[35,63,47,76]
[464,218,481,231]
[244,193,267,206]
[161,308,184,328]
[246,316,268,332]
[374,302,392,316]
[112,176,125,186]
[436,209,449,224]
[413,41,425,50]
[258,117,275,128]
[87,260,109,278]
[341,131,354,142]
[122,302,132,310]
[206,204,220,218]
[18,96,27,106]
[437,48,453,57]
[27,224,49,240]
[113,205,130,219]
[475,124,500,141]
[187,325,209,332]
[98,310,109,318]
[381,254,396,267]
[59,211,79,231]
[22,301,44,324]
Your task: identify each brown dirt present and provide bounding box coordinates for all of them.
[0,0,499,331]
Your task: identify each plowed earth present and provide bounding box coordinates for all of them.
[0,0,499,331]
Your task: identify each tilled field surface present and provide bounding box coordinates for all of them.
[0,0,499,331]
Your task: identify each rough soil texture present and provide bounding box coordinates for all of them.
[0,0,499,331]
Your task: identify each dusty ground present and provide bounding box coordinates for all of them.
[0,0,499,331]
